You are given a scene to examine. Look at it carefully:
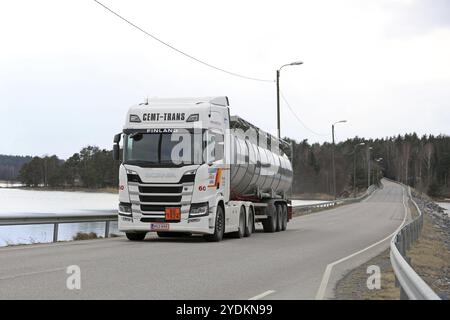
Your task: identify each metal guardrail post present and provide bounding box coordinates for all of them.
[406,225,411,250]
[400,232,406,256]
[53,223,59,243]
[105,220,110,238]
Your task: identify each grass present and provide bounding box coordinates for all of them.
[73,232,100,241]
[334,249,400,300]
[408,211,450,299]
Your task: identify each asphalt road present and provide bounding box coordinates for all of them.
[0,179,408,299]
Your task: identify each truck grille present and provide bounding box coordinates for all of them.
[140,205,181,212]
[139,195,182,203]
[128,181,193,220]
[139,185,183,194]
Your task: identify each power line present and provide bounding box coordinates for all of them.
[93,0,274,83]
[280,91,330,137]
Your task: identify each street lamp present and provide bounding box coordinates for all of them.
[353,142,365,195]
[367,146,373,188]
[276,61,303,138]
[332,120,347,199]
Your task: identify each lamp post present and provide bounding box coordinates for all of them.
[353,142,365,195]
[367,146,373,188]
[375,157,383,184]
[332,120,347,199]
[276,61,303,139]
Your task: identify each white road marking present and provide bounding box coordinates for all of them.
[0,267,65,281]
[315,184,408,300]
[248,290,276,300]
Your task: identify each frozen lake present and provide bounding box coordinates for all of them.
[0,188,118,247]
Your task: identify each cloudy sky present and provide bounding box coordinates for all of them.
[1,0,449,159]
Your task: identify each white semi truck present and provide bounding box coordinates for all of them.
[113,97,293,241]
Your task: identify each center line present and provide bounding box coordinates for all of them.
[248,290,276,300]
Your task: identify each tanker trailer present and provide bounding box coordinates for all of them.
[113,96,293,242]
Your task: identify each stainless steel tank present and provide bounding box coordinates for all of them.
[229,116,293,198]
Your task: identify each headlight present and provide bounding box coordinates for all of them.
[189,202,209,217]
[180,169,196,183]
[119,202,132,216]
[126,170,141,183]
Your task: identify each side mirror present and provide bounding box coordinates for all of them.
[113,144,120,161]
[113,133,122,144]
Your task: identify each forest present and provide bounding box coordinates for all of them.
[0,155,32,181]
[290,133,450,198]
[1,133,449,198]
[16,146,120,189]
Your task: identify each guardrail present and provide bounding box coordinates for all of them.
[292,184,377,214]
[390,186,441,300]
[0,212,118,243]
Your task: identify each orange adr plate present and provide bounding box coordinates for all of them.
[165,207,181,221]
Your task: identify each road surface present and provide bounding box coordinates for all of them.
[0,179,408,299]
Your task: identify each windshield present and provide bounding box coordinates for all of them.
[123,129,204,167]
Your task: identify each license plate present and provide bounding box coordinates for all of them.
[150,223,169,231]
[165,207,181,221]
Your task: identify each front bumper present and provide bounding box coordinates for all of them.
[118,214,214,235]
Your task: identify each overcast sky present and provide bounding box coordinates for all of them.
[1,0,449,159]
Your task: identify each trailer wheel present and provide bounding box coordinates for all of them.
[231,206,246,238]
[204,205,225,242]
[281,204,288,231]
[275,204,282,232]
[262,205,276,233]
[125,232,147,241]
[244,206,254,237]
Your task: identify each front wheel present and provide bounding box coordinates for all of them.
[125,232,147,241]
[204,205,225,242]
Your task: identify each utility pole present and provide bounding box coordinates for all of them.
[276,61,303,139]
[367,147,373,188]
[276,70,280,139]
[331,120,347,199]
[375,158,383,185]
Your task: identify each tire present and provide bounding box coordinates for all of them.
[244,207,254,237]
[231,206,246,238]
[275,204,282,232]
[157,232,191,238]
[204,205,225,242]
[262,205,277,233]
[281,204,288,231]
[125,232,147,241]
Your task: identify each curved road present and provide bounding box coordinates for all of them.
[0,179,408,299]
